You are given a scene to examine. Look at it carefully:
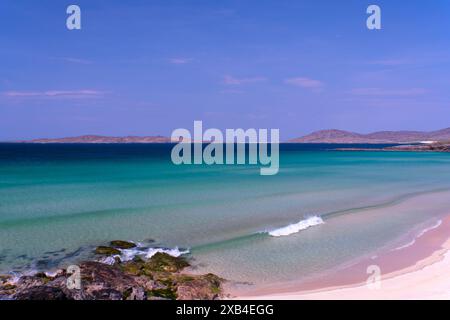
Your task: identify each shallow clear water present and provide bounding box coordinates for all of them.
[1,143,450,284]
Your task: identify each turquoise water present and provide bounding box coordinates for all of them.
[1,143,450,285]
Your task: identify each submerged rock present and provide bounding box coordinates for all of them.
[144,252,190,273]
[109,240,137,249]
[120,252,190,276]
[94,246,121,255]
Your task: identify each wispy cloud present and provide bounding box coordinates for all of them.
[223,75,267,85]
[57,57,93,65]
[367,59,413,66]
[220,89,244,94]
[350,88,428,97]
[3,90,107,99]
[284,77,324,91]
[169,58,192,64]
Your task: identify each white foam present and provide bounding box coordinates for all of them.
[417,219,442,237]
[99,245,190,265]
[119,248,140,262]
[392,239,417,251]
[268,216,324,237]
[6,273,21,285]
[100,255,119,265]
[392,219,442,251]
[144,247,189,259]
[44,270,61,278]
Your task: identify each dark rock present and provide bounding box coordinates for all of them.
[79,261,135,290]
[121,260,144,276]
[94,246,121,255]
[14,286,69,300]
[15,276,46,290]
[120,253,189,277]
[2,244,223,300]
[144,252,190,273]
[62,262,141,300]
[109,240,137,249]
[34,272,54,284]
[0,274,12,285]
[385,142,450,152]
[176,273,223,300]
[147,287,177,300]
[0,282,17,296]
[89,288,123,300]
[124,287,146,300]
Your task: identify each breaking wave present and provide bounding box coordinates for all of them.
[268,216,324,237]
[100,244,190,265]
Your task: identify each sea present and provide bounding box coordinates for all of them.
[1,143,450,286]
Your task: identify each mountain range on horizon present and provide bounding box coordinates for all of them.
[24,135,172,144]
[8,127,450,144]
[289,128,450,144]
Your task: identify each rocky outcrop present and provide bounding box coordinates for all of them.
[176,273,222,300]
[93,241,137,255]
[109,240,137,249]
[0,245,224,300]
[14,286,69,300]
[94,246,121,255]
[335,142,450,152]
[385,142,450,152]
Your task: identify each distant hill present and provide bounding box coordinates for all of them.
[27,135,172,143]
[18,128,450,144]
[290,128,450,143]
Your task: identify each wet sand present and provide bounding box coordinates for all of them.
[231,214,450,300]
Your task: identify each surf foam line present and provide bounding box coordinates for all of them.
[321,187,450,220]
[191,188,450,252]
[100,244,190,265]
[268,216,324,237]
[392,219,443,251]
[190,217,326,253]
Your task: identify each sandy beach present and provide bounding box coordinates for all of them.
[232,214,450,300]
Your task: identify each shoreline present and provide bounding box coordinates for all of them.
[3,184,450,300]
[0,214,450,300]
[231,213,450,300]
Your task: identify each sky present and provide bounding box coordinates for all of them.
[1,0,450,141]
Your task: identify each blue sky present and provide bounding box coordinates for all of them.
[1,0,450,140]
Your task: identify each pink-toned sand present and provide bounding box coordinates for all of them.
[231,214,450,300]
